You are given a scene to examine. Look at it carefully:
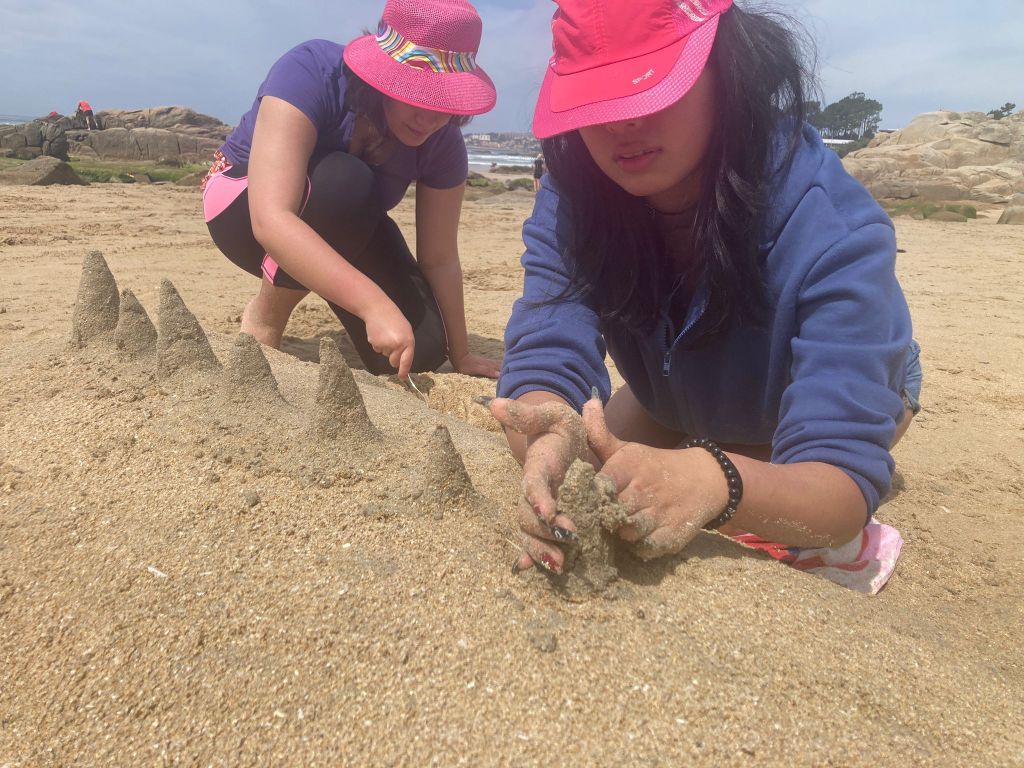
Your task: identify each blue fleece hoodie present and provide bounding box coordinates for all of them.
[498,125,913,514]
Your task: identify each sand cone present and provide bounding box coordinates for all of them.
[420,424,476,515]
[114,288,157,358]
[313,337,378,441]
[156,279,220,380]
[71,251,119,348]
[221,332,285,406]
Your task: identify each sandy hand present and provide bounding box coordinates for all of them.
[583,395,728,560]
[364,301,415,379]
[488,396,588,574]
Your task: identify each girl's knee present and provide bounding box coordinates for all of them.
[411,316,448,373]
[411,345,448,374]
[304,152,379,233]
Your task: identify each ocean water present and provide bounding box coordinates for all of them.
[467,152,536,169]
[0,114,36,125]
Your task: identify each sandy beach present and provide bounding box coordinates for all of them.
[0,183,1022,766]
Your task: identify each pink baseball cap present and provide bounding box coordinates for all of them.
[533,0,732,138]
[344,0,496,116]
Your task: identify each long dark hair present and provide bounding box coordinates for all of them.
[542,5,816,345]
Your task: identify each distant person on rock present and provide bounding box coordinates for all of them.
[486,0,922,586]
[76,100,97,130]
[202,0,500,380]
[532,153,544,192]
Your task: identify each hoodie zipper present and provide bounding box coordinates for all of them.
[661,286,708,378]
[662,320,673,377]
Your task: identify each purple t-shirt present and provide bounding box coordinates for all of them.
[221,39,468,211]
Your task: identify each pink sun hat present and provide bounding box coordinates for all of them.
[533,0,733,138]
[344,0,496,116]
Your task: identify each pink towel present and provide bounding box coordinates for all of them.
[729,521,904,595]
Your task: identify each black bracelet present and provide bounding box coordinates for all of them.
[682,438,743,530]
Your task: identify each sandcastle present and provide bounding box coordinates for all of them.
[69,250,630,598]
[67,250,496,526]
[67,250,626,600]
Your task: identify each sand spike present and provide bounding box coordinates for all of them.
[221,332,285,405]
[71,250,119,348]
[156,279,220,379]
[114,288,157,358]
[421,423,476,512]
[313,337,378,441]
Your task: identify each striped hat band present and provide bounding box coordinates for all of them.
[375,21,478,73]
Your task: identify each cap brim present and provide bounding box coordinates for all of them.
[532,14,720,139]
[344,36,496,116]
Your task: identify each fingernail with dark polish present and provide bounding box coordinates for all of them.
[511,559,525,575]
[473,395,494,407]
[591,386,600,401]
[551,526,580,544]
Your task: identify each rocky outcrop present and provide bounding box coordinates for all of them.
[1,119,69,161]
[2,107,232,165]
[998,193,1024,225]
[71,126,222,163]
[95,107,231,139]
[843,111,1024,205]
[0,156,87,186]
[68,107,231,163]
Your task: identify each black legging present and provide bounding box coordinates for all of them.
[206,151,447,374]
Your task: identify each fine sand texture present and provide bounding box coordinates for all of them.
[1,185,1022,766]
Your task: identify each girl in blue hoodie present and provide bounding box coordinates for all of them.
[486,0,921,575]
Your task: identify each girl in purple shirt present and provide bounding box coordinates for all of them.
[202,0,499,380]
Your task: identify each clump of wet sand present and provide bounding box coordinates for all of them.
[549,459,626,600]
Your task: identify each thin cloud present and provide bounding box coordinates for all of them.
[2,0,1019,130]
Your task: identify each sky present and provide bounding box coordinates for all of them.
[1,0,1021,132]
